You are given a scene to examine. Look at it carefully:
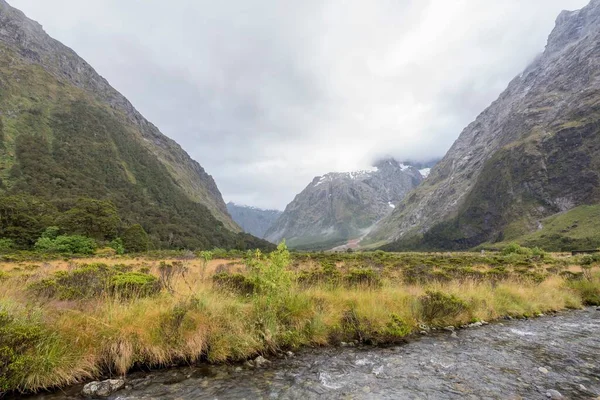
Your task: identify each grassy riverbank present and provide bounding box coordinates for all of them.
[1,245,599,394]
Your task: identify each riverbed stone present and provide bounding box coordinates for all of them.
[254,356,271,367]
[545,389,564,399]
[539,367,549,374]
[82,379,125,398]
[443,326,455,332]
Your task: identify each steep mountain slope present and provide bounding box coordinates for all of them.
[0,1,274,250]
[265,159,423,249]
[226,202,282,239]
[0,0,238,232]
[367,0,600,251]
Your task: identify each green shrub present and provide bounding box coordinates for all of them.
[0,238,15,253]
[110,272,161,298]
[419,290,467,324]
[344,268,382,288]
[109,238,125,255]
[212,272,256,296]
[28,264,160,300]
[501,243,532,256]
[34,234,97,255]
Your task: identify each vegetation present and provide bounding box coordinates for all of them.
[0,46,272,252]
[0,246,598,395]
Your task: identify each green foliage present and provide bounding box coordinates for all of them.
[502,243,532,256]
[27,264,160,300]
[40,226,60,240]
[0,195,58,247]
[122,224,149,253]
[0,304,45,392]
[0,238,14,253]
[57,198,119,241]
[108,237,125,255]
[344,268,382,288]
[568,275,600,306]
[247,242,292,297]
[34,234,97,255]
[110,272,161,298]
[212,272,256,296]
[0,47,274,252]
[419,290,468,324]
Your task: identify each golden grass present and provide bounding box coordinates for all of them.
[0,253,598,394]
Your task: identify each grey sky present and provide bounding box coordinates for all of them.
[9,0,589,209]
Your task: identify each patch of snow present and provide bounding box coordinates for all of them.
[388,202,395,208]
[419,168,431,178]
[399,163,410,171]
[314,176,328,187]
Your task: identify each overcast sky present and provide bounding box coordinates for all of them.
[10,0,589,209]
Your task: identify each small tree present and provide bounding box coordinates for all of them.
[199,250,213,279]
[122,224,150,253]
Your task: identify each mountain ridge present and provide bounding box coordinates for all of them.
[226,202,282,239]
[265,159,425,249]
[367,0,600,250]
[0,0,239,232]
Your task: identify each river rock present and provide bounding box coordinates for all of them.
[82,379,125,398]
[546,389,564,399]
[443,326,455,332]
[539,367,549,374]
[254,356,271,367]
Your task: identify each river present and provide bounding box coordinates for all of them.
[31,308,600,399]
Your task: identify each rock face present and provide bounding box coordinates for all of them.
[367,0,600,250]
[0,0,238,232]
[226,202,282,239]
[265,159,424,249]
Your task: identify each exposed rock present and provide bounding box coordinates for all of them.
[546,389,564,399]
[539,367,550,374]
[368,0,600,250]
[443,326,456,332]
[82,379,125,398]
[254,356,271,367]
[265,159,425,249]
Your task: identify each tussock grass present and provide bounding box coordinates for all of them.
[0,246,598,394]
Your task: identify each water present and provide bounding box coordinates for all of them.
[32,308,600,399]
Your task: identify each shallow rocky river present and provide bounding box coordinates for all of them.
[32,308,600,399]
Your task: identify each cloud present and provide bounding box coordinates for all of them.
[9,0,590,209]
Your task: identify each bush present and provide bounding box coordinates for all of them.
[344,269,382,288]
[110,272,161,298]
[501,243,532,256]
[109,238,125,255]
[419,290,467,324]
[34,234,97,255]
[28,264,160,300]
[212,272,256,296]
[0,239,15,253]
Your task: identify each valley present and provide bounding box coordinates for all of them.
[1,0,600,398]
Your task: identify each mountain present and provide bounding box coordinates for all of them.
[0,1,274,250]
[365,0,600,251]
[265,159,424,250]
[226,202,282,239]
